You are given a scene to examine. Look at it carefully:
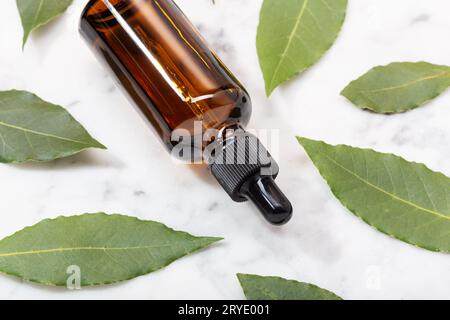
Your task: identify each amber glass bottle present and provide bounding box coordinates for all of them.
[80,0,250,150]
[80,0,292,225]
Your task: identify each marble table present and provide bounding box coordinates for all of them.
[0,0,449,299]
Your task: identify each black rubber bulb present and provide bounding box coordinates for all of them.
[241,175,293,225]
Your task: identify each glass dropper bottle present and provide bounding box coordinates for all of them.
[79,0,293,225]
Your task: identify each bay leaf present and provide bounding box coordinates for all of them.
[0,90,105,163]
[16,0,73,47]
[341,62,450,114]
[257,0,348,96]
[0,213,222,286]
[298,137,450,252]
[237,274,342,300]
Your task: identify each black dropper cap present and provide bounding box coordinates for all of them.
[209,129,293,225]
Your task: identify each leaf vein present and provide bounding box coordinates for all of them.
[0,120,91,146]
[0,243,199,258]
[324,154,450,220]
[269,0,309,90]
[361,71,450,94]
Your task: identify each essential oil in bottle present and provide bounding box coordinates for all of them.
[80,0,293,225]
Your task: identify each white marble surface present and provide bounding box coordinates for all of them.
[0,0,449,300]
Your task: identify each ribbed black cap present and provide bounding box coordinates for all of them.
[209,130,292,225]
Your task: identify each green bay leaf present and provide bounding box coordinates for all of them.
[237,274,342,300]
[0,213,222,286]
[257,0,347,96]
[298,137,450,253]
[0,90,105,163]
[16,0,74,47]
[341,62,450,114]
